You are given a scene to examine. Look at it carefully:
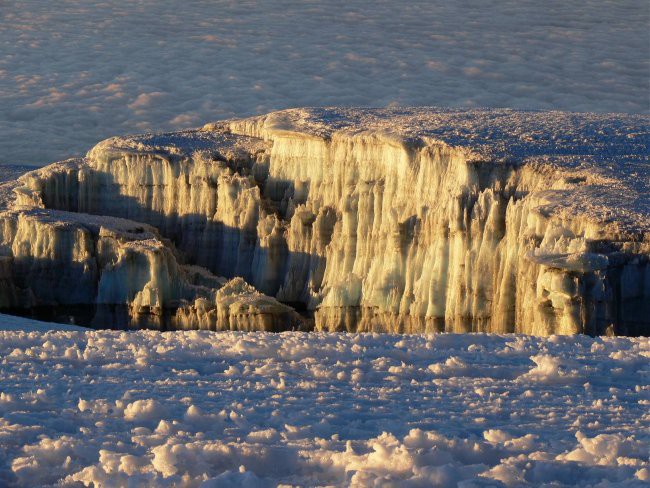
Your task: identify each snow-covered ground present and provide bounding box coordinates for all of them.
[0,315,647,486]
[0,314,83,332]
[1,0,648,167]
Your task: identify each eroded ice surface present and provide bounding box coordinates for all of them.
[0,325,647,486]
[0,206,303,331]
[6,107,648,335]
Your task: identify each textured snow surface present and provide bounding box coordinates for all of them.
[1,0,648,167]
[0,326,648,487]
[242,107,649,164]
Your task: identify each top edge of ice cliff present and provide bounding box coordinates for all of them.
[220,106,648,160]
[212,107,646,234]
[94,107,648,165]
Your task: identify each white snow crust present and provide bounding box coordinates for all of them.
[0,325,647,486]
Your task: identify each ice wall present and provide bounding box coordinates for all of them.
[0,207,302,331]
[11,108,650,335]
[232,115,649,335]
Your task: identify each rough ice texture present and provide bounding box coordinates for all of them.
[0,325,647,486]
[10,107,648,335]
[0,206,302,332]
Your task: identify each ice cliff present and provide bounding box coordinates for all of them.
[0,207,302,331]
[3,108,649,335]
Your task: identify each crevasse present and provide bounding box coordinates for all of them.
[7,108,650,335]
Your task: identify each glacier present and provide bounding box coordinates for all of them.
[0,208,302,331]
[1,107,648,335]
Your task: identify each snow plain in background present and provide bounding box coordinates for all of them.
[0,316,648,486]
[1,0,649,167]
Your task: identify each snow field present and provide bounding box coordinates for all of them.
[0,326,647,486]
